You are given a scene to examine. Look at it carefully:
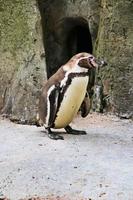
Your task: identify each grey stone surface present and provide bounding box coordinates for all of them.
[0,0,47,123]
[96,0,133,117]
[0,0,133,123]
[0,114,133,200]
[38,0,100,77]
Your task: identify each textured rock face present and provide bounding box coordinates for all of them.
[1,0,100,123]
[0,0,133,123]
[96,0,133,118]
[38,0,100,77]
[0,0,46,123]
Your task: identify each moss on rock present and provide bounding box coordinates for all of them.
[0,0,47,123]
[96,0,133,118]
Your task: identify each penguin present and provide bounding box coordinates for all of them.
[39,52,106,140]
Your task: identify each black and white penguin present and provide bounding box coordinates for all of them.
[39,52,106,140]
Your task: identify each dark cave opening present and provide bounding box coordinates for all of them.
[66,23,93,59]
[37,0,93,78]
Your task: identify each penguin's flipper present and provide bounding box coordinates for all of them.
[80,92,91,118]
[46,84,64,140]
[47,83,61,127]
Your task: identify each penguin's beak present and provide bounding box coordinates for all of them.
[100,60,107,67]
[95,59,107,67]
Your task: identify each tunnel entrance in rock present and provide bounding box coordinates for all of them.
[65,18,93,59]
[47,17,93,77]
[37,1,93,78]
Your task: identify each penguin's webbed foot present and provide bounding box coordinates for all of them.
[46,128,64,140]
[65,125,87,135]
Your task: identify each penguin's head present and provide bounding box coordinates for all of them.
[64,53,107,72]
[77,53,107,69]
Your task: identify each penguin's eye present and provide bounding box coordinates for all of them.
[89,56,93,60]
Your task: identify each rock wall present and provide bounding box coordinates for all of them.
[0,0,132,123]
[38,0,100,77]
[0,0,46,123]
[96,0,133,118]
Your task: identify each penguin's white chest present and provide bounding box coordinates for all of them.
[54,76,89,128]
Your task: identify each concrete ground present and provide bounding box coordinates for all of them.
[0,113,133,200]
